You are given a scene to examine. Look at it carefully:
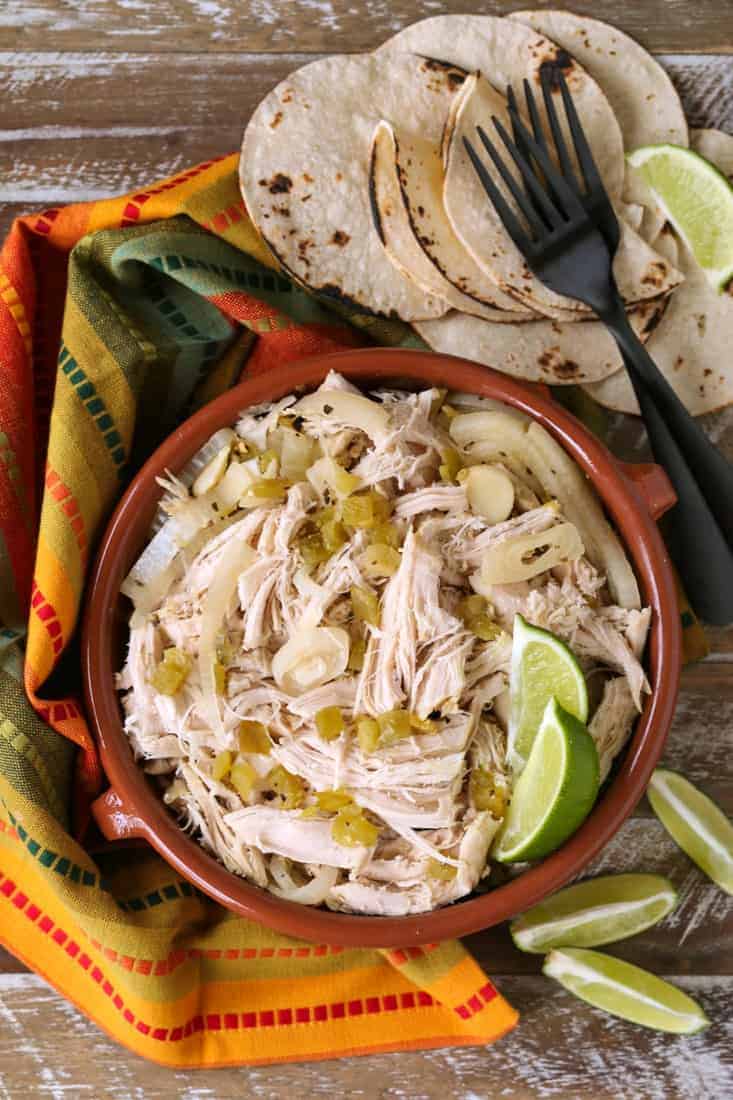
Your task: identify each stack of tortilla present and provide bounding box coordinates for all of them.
[240,11,733,417]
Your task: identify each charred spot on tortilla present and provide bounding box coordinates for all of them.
[553,360,581,380]
[417,56,467,89]
[259,173,293,195]
[368,139,386,244]
[270,111,283,129]
[641,260,669,287]
[639,304,665,338]
[315,282,378,314]
[704,368,713,378]
[303,171,314,183]
[331,230,351,246]
[274,205,290,217]
[538,47,576,89]
[537,348,581,380]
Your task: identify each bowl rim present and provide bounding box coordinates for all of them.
[82,347,681,947]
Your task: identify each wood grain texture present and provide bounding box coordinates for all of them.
[0,973,730,1099]
[1,0,732,54]
[1,53,731,229]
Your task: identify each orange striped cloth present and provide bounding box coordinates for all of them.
[0,155,519,1067]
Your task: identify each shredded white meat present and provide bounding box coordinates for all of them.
[118,372,651,915]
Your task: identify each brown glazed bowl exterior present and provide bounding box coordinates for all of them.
[83,349,681,947]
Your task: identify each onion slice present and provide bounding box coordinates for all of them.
[293,390,390,441]
[198,536,257,737]
[269,857,338,905]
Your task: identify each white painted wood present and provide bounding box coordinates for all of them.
[0,53,730,209]
[0,972,730,1099]
[0,1,730,54]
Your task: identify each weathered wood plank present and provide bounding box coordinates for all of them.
[1,0,731,55]
[0,53,730,225]
[0,972,730,1098]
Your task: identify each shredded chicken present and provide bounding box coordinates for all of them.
[118,372,651,916]
[588,677,638,782]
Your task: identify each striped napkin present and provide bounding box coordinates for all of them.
[0,155,519,1067]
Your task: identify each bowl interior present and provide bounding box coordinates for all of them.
[84,348,681,947]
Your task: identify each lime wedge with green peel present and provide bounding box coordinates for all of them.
[510,873,678,954]
[508,615,588,773]
[543,948,709,1034]
[647,769,733,894]
[627,144,733,291]
[494,697,599,863]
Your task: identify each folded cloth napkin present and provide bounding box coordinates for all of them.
[0,155,520,1068]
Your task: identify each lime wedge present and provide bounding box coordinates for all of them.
[627,143,733,291]
[543,948,709,1034]
[494,697,599,863]
[647,769,733,894]
[508,615,588,772]
[510,873,677,953]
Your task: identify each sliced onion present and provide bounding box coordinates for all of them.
[121,499,213,609]
[198,536,258,735]
[272,627,350,695]
[268,856,338,905]
[451,413,641,609]
[279,428,316,480]
[293,390,390,441]
[450,410,529,457]
[150,429,237,534]
[448,393,531,419]
[526,423,641,609]
[212,460,256,514]
[480,522,584,584]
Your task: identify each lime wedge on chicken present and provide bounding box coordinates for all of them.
[508,615,588,772]
[494,697,599,863]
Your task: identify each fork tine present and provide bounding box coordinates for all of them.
[491,116,564,228]
[517,79,546,151]
[500,108,585,220]
[475,124,547,236]
[556,68,605,194]
[462,137,533,253]
[505,84,526,150]
[535,73,576,183]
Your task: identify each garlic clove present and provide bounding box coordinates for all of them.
[192,445,231,497]
[464,464,515,524]
[272,627,350,695]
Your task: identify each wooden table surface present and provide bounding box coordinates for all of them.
[1,2,732,1097]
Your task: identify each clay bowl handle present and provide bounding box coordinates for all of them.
[618,461,677,521]
[91,787,150,843]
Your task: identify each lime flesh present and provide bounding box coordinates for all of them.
[511,873,678,953]
[627,143,733,291]
[494,697,599,863]
[544,948,709,1034]
[648,768,733,894]
[508,614,588,772]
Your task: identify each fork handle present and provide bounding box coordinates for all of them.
[601,297,733,543]
[600,300,733,624]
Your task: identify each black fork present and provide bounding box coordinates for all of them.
[463,71,733,625]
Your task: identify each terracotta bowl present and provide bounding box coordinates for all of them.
[83,348,681,947]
